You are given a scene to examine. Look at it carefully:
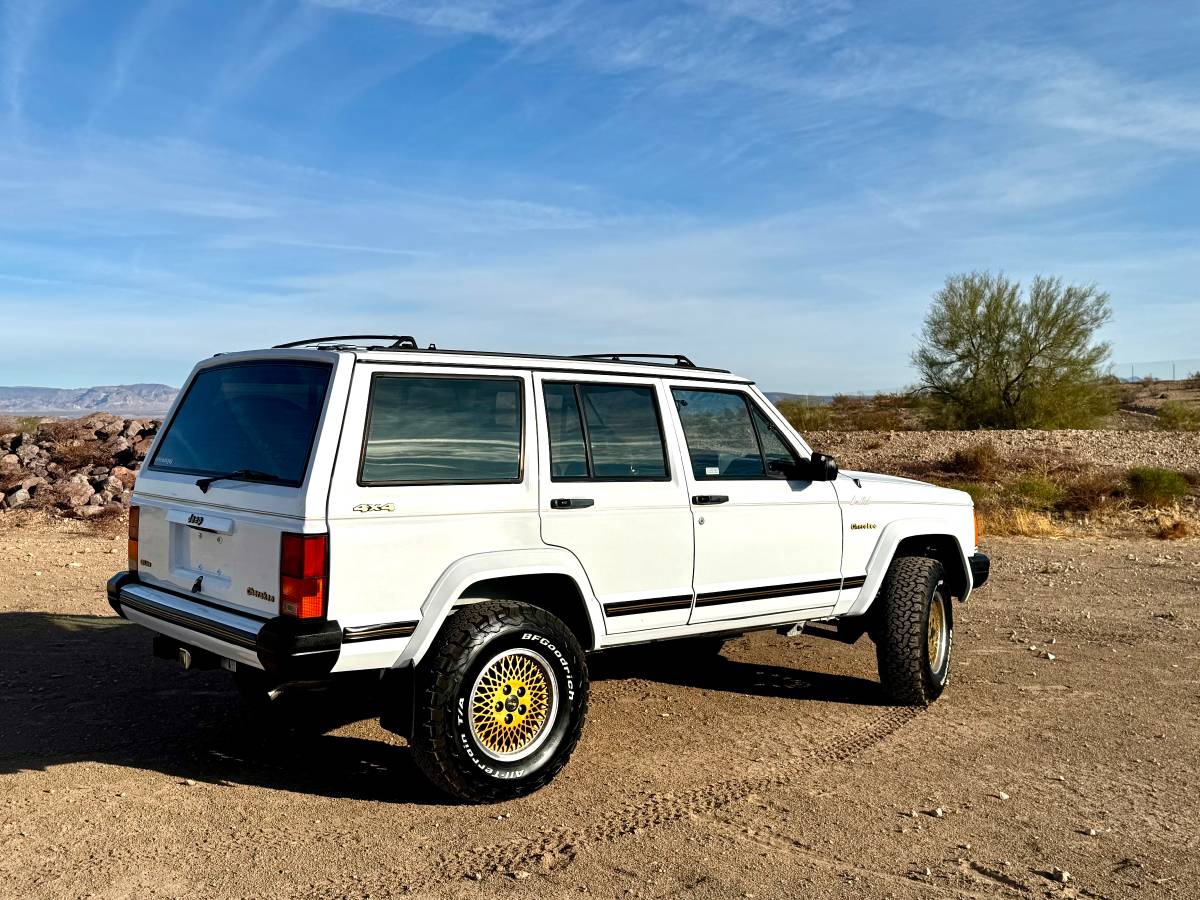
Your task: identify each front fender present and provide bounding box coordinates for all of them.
[394,546,601,667]
[837,517,973,617]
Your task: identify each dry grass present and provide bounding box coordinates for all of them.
[905,441,1196,536]
[1154,518,1191,540]
[943,441,1002,479]
[978,507,1061,537]
[777,392,926,432]
[0,415,43,433]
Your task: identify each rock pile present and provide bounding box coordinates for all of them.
[0,414,159,517]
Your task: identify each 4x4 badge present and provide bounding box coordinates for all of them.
[353,503,395,513]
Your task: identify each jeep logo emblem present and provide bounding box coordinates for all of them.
[187,513,205,526]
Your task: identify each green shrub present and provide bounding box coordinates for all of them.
[1127,467,1191,508]
[777,399,832,432]
[955,481,995,506]
[914,272,1115,428]
[1012,475,1065,510]
[1157,401,1200,431]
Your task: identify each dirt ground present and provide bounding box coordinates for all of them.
[1,517,1198,900]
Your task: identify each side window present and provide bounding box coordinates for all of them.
[360,375,522,484]
[751,406,799,471]
[544,383,588,479]
[542,382,669,481]
[672,389,765,479]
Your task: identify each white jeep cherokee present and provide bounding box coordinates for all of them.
[108,336,989,802]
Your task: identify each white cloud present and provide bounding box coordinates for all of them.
[1,0,49,129]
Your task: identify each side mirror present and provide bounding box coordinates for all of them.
[768,453,838,481]
[807,452,839,481]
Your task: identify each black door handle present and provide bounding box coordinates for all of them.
[691,495,729,505]
[550,498,595,510]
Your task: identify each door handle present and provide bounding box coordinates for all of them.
[550,498,595,510]
[691,495,729,505]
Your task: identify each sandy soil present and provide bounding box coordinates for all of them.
[2,517,1198,899]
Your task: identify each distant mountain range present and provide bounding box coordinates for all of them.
[0,384,179,416]
[764,391,834,405]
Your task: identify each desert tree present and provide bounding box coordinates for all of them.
[913,272,1114,428]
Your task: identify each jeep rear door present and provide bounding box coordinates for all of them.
[667,384,843,626]
[534,374,694,634]
[130,353,345,620]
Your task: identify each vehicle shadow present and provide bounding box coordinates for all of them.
[0,611,444,805]
[589,641,886,706]
[0,613,883,802]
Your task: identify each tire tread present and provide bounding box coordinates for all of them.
[411,600,589,803]
[874,556,946,707]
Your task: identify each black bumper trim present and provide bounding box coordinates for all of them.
[120,591,260,649]
[257,617,342,679]
[109,570,342,680]
[106,571,138,617]
[342,621,418,642]
[969,553,990,590]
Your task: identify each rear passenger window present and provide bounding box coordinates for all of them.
[544,383,669,481]
[543,384,588,478]
[360,375,522,484]
[673,389,769,479]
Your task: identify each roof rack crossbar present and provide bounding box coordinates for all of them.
[274,334,418,350]
[571,353,697,368]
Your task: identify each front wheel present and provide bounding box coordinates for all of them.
[411,600,589,803]
[874,556,953,706]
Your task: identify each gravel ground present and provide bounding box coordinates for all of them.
[808,429,1200,475]
[2,517,1199,899]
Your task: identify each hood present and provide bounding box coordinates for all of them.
[839,470,973,506]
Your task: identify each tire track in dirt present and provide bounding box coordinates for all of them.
[703,813,1019,899]
[438,705,921,880]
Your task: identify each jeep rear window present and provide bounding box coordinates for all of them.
[150,361,331,485]
[360,375,522,484]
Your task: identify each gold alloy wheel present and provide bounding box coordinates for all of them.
[469,649,558,761]
[927,591,948,671]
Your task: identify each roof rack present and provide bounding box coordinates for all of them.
[571,353,697,368]
[274,334,419,350]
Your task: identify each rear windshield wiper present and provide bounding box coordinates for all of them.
[195,469,281,493]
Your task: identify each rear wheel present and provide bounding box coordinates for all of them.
[411,600,589,803]
[874,556,952,706]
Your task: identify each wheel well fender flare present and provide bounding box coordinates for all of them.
[840,518,973,617]
[395,547,602,667]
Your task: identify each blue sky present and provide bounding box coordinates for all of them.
[1,0,1197,392]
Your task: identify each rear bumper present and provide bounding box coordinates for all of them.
[969,553,990,590]
[107,572,341,680]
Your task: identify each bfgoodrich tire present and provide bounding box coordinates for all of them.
[411,600,589,803]
[874,556,953,706]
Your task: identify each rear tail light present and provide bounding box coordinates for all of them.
[280,532,328,619]
[973,509,980,547]
[127,506,140,572]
